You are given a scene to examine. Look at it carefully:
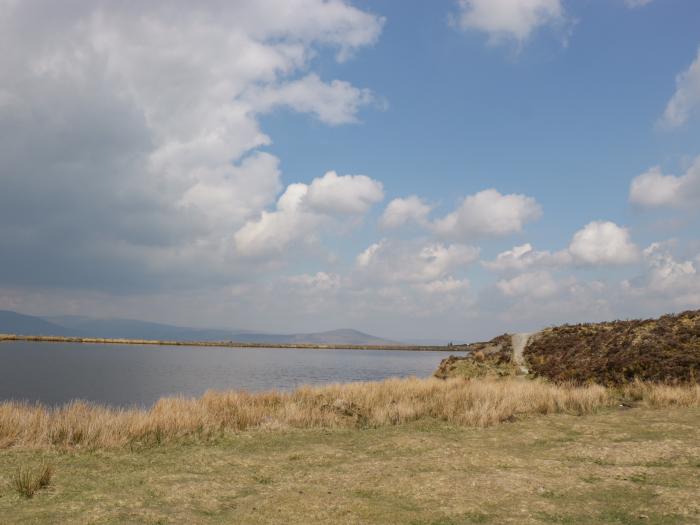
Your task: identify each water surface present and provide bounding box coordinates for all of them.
[0,341,457,407]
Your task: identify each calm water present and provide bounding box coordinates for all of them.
[0,341,458,407]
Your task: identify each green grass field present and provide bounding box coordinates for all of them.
[1,406,699,524]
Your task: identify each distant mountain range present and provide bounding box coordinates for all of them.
[0,310,400,346]
[0,310,76,337]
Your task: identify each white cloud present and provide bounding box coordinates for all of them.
[380,196,432,229]
[414,277,471,294]
[497,271,560,299]
[245,73,375,125]
[483,243,571,272]
[659,47,700,128]
[233,186,318,259]
[305,171,384,215]
[454,0,565,44]
[624,0,654,7]
[0,0,383,289]
[629,157,700,208]
[287,272,343,292]
[355,240,479,284]
[641,242,696,293]
[568,221,639,265]
[432,189,542,239]
[179,152,282,232]
[356,242,383,268]
[234,170,383,257]
[622,242,700,309]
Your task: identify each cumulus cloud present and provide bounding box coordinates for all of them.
[483,243,571,272]
[380,190,541,239]
[380,196,433,229]
[622,242,700,309]
[245,74,376,125]
[432,189,542,239]
[640,242,697,294]
[481,276,613,330]
[629,157,700,208]
[287,271,343,291]
[659,47,700,129]
[414,277,471,294]
[568,221,640,265]
[305,171,384,215]
[453,0,565,44]
[234,170,383,257]
[355,240,479,285]
[486,220,639,275]
[497,271,560,299]
[0,0,383,290]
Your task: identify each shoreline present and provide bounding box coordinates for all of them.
[2,376,698,450]
[0,333,465,352]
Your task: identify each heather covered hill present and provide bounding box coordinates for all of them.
[524,310,700,385]
[436,310,700,385]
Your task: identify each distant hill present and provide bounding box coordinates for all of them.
[44,316,237,342]
[0,310,400,346]
[0,310,75,337]
[296,328,399,345]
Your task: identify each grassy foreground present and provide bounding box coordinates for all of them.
[1,378,700,523]
[1,406,699,524]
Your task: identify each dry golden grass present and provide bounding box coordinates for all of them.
[619,380,700,407]
[2,377,698,450]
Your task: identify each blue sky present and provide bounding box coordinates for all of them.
[264,0,699,252]
[1,0,699,341]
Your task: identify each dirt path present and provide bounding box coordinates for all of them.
[511,332,536,373]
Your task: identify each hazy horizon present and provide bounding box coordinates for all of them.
[1,0,699,341]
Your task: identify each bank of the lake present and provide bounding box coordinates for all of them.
[0,333,460,351]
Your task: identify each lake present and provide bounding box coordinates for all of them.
[0,341,458,407]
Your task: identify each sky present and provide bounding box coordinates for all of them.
[1,0,699,342]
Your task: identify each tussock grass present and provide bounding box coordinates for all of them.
[12,463,53,498]
[1,377,698,450]
[619,380,700,407]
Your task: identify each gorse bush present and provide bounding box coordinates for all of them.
[1,377,699,450]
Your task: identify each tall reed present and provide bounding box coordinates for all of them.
[0,377,697,450]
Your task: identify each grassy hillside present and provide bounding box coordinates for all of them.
[524,310,700,385]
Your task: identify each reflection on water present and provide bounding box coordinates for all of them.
[0,341,457,407]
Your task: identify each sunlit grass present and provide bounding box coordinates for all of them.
[1,376,698,449]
